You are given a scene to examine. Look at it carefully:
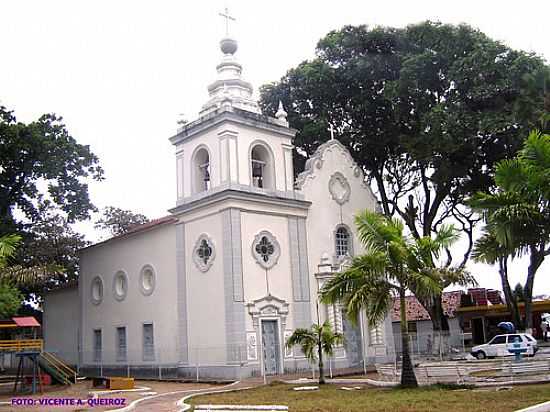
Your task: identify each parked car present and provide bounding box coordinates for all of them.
[471,333,538,359]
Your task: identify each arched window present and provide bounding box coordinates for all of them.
[335,226,351,258]
[250,143,274,190]
[192,147,211,194]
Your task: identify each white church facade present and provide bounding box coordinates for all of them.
[43,35,395,379]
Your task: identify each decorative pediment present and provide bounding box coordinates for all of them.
[247,294,289,318]
[329,172,351,205]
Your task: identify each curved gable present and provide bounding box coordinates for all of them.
[295,140,379,210]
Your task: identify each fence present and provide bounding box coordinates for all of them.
[392,331,470,362]
[21,331,488,381]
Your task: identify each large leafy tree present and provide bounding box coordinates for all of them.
[94,206,149,237]
[260,22,547,332]
[285,321,344,385]
[470,130,550,331]
[0,105,104,233]
[320,211,465,387]
[15,202,88,301]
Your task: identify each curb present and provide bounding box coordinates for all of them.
[176,382,255,412]
[105,382,239,412]
[515,401,550,412]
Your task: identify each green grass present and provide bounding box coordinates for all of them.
[190,382,550,411]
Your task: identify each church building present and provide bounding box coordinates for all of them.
[43,33,395,379]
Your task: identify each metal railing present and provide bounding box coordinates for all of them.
[0,339,43,352]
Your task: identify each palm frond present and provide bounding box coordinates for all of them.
[0,234,22,267]
[286,328,317,363]
[0,264,64,287]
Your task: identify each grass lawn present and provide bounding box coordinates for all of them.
[190,382,550,412]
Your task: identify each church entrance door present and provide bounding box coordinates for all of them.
[261,320,280,375]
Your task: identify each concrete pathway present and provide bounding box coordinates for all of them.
[125,379,265,412]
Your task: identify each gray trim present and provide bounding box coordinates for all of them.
[288,217,301,300]
[288,217,311,329]
[222,209,246,363]
[296,217,311,302]
[170,186,310,216]
[176,223,189,364]
[169,106,296,146]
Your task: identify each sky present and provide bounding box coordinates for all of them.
[1,0,549,294]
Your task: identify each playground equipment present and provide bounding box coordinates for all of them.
[0,316,77,393]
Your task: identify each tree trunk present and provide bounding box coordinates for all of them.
[498,256,523,330]
[524,245,545,332]
[399,287,418,388]
[318,334,325,385]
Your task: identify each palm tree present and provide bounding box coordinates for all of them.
[470,130,550,331]
[320,211,463,387]
[286,321,344,384]
[0,234,62,287]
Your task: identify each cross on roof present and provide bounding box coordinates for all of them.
[328,123,336,140]
[219,7,236,36]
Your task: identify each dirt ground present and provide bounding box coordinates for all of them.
[0,380,218,411]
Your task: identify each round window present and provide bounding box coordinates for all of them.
[140,265,156,296]
[112,271,128,301]
[91,276,103,305]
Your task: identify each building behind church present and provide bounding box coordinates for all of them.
[43,34,395,379]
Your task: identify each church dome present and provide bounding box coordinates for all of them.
[220,37,238,55]
[199,35,261,116]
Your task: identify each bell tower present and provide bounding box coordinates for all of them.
[170,30,298,208]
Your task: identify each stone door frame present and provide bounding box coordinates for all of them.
[247,294,289,375]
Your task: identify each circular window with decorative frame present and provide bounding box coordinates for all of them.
[112,270,128,301]
[140,264,156,296]
[91,276,104,305]
[251,230,281,270]
[193,234,216,272]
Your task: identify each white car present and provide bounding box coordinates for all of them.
[471,333,538,359]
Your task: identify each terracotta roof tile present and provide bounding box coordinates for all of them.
[81,215,177,251]
[391,291,464,322]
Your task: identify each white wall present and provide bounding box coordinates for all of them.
[299,141,378,322]
[79,223,177,365]
[184,212,227,363]
[43,287,80,365]
[298,140,395,359]
[240,211,294,330]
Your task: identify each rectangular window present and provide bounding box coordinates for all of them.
[93,329,102,363]
[116,327,127,362]
[143,323,155,361]
[407,321,417,334]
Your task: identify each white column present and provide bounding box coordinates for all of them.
[218,128,239,185]
[282,143,294,192]
[176,148,185,201]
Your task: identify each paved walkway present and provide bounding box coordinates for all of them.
[130,379,265,412]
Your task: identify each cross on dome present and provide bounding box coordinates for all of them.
[219,7,236,36]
